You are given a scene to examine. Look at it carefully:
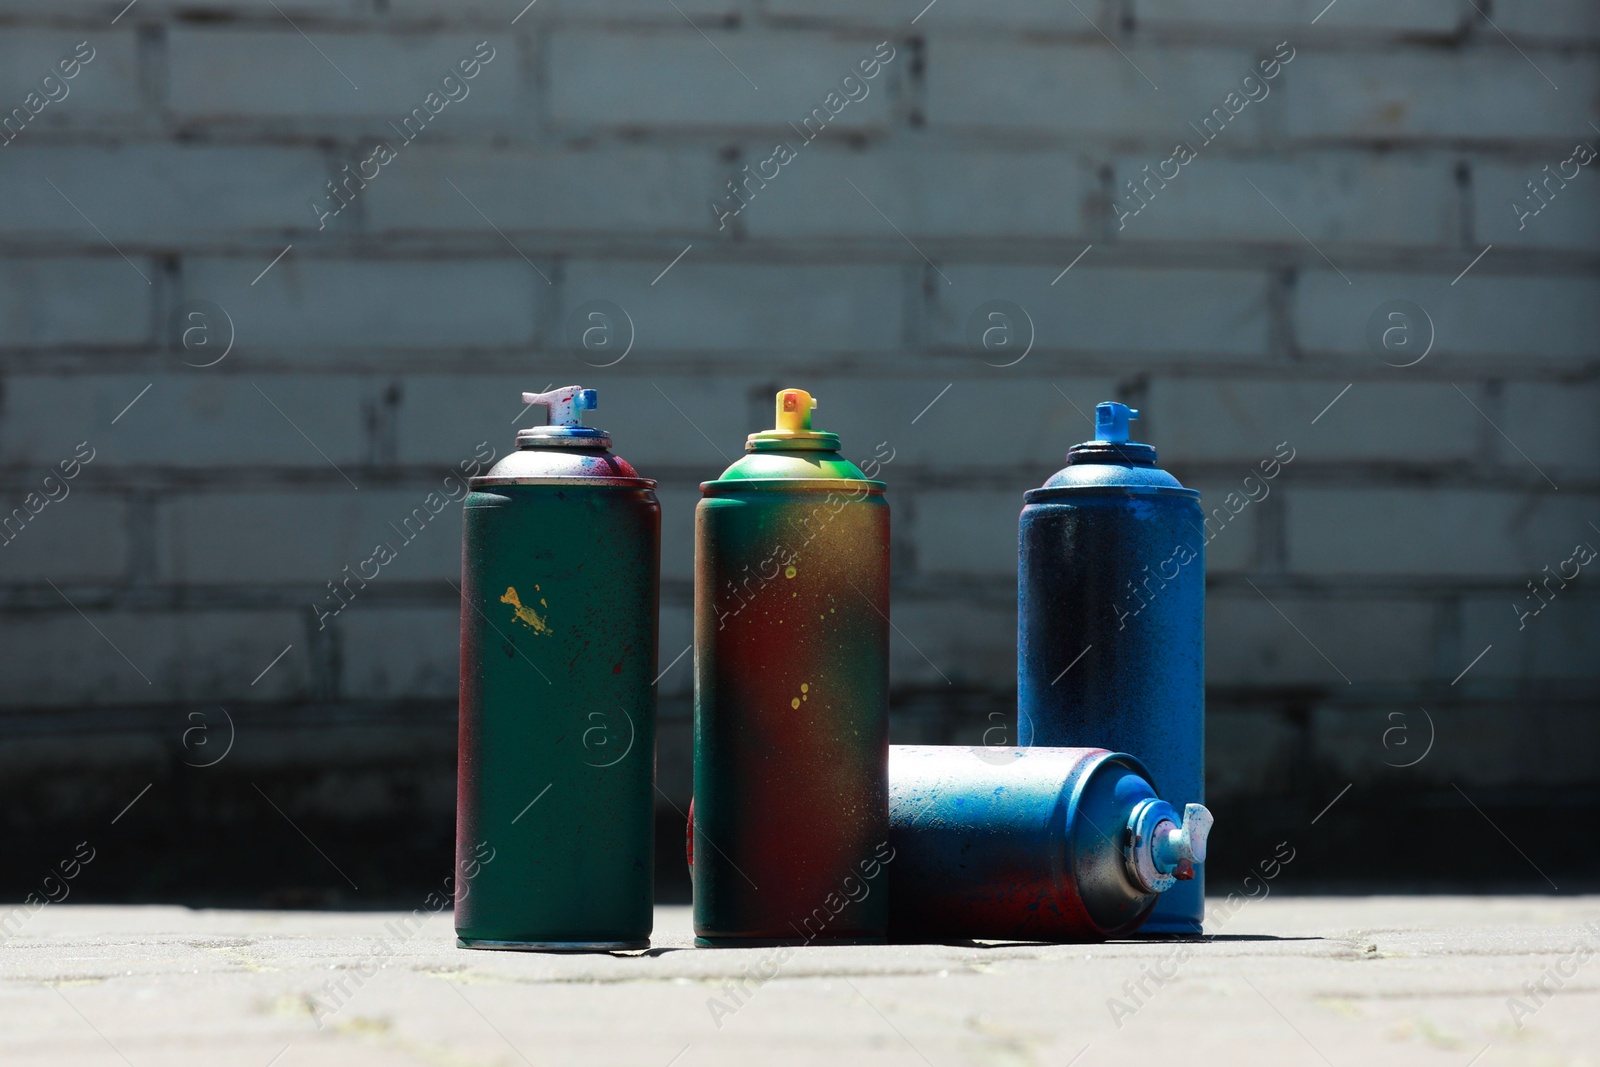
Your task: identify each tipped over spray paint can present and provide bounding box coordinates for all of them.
[1018,402,1206,934]
[886,745,1211,942]
[692,388,890,946]
[456,386,659,951]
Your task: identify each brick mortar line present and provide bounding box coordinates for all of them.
[2,13,1597,49]
[2,243,1593,273]
[5,129,1596,153]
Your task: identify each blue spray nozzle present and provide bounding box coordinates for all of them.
[523,386,598,428]
[1095,402,1139,444]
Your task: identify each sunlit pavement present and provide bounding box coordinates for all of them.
[2,898,1596,1066]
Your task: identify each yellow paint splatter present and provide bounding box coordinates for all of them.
[500,586,552,634]
[801,683,809,693]
[791,697,801,709]
[784,565,797,578]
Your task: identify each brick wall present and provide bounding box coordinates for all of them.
[1,0,1595,900]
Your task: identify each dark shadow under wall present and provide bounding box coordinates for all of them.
[2,694,1596,910]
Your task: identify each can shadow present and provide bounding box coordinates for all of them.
[919,934,1325,949]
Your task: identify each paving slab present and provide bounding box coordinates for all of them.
[1,897,1597,1066]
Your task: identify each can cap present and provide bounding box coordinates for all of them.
[1028,400,1196,502]
[517,386,610,449]
[704,387,884,490]
[1095,401,1137,444]
[475,386,652,486]
[1066,401,1158,467]
[1125,800,1214,894]
[745,388,841,452]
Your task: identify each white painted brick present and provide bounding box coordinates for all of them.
[1207,592,1434,685]
[1147,380,1481,464]
[1310,702,1600,788]
[548,29,899,128]
[393,375,753,471]
[1136,0,1461,33]
[914,482,1251,577]
[805,376,1117,470]
[887,596,1016,688]
[763,0,1116,31]
[389,0,737,15]
[0,145,325,240]
[0,608,306,708]
[656,604,694,699]
[337,606,458,700]
[0,494,126,583]
[167,29,522,119]
[379,376,528,469]
[404,374,1109,477]
[560,261,905,352]
[0,375,371,469]
[1295,271,1600,360]
[1503,384,1600,477]
[183,256,540,348]
[1286,489,1598,578]
[739,145,1099,241]
[924,265,1271,357]
[1113,154,1459,245]
[0,31,142,122]
[0,1,370,12]
[1461,594,1600,684]
[657,485,698,583]
[0,258,151,347]
[1206,708,1300,798]
[162,489,463,584]
[926,42,1262,139]
[1177,481,1255,572]
[364,145,720,235]
[1472,157,1600,252]
[913,490,1019,576]
[1494,0,1600,42]
[1284,50,1598,140]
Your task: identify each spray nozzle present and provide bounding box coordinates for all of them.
[1095,402,1139,444]
[522,386,598,428]
[1125,799,1213,894]
[775,388,816,433]
[745,388,839,452]
[515,386,609,449]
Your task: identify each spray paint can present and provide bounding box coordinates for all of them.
[692,388,890,946]
[886,745,1211,942]
[1018,402,1206,934]
[456,386,659,951]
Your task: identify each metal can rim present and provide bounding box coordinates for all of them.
[1024,484,1200,503]
[700,477,887,495]
[469,475,658,489]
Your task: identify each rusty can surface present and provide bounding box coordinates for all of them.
[887,745,1212,943]
[692,388,890,946]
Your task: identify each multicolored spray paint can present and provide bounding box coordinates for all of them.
[456,386,659,951]
[692,388,890,946]
[886,745,1211,942]
[1018,402,1206,934]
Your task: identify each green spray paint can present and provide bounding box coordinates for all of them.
[456,386,659,951]
[692,388,891,946]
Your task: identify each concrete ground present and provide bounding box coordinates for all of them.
[1,897,1597,1067]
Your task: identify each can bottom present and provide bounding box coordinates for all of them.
[457,937,649,953]
[694,935,887,948]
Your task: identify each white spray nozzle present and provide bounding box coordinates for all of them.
[522,387,598,428]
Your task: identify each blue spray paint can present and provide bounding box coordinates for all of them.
[886,745,1211,942]
[1018,402,1206,934]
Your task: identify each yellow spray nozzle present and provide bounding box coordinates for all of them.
[775,389,816,433]
[745,387,838,452]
